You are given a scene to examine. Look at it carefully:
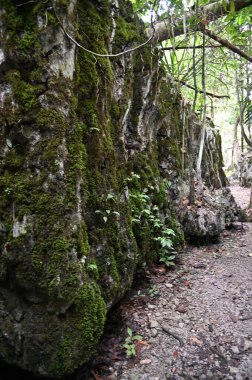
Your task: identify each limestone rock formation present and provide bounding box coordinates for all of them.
[238,152,252,187]
[0,0,239,377]
[180,187,239,240]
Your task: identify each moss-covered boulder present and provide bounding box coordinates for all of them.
[0,0,236,377]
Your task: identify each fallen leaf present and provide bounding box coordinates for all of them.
[173,350,180,359]
[190,337,203,346]
[248,253,252,257]
[183,281,191,287]
[166,283,173,288]
[217,268,225,273]
[140,359,152,365]
[195,200,202,207]
[137,340,151,348]
[155,266,166,274]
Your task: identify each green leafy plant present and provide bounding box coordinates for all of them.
[154,228,177,267]
[148,285,159,297]
[95,192,120,223]
[159,251,176,267]
[87,263,98,270]
[132,289,145,299]
[128,173,177,267]
[123,327,142,358]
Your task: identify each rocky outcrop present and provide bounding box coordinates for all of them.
[238,152,252,187]
[0,0,239,377]
[180,187,239,240]
[176,121,239,240]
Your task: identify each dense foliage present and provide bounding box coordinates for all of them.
[130,0,252,164]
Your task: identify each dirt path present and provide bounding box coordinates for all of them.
[81,186,252,380]
[230,185,251,210]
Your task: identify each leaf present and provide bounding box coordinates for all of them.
[173,350,180,359]
[168,255,176,260]
[88,264,98,270]
[90,127,100,132]
[190,337,203,346]
[131,346,136,356]
[137,340,150,347]
[143,208,151,215]
[163,228,176,236]
[123,343,131,349]
[183,281,191,287]
[6,139,12,148]
[166,261,175,266]
[160,238,173,248]
[133,335,142,341]
[113,211,120,216]
[127,327,133,337]
[140,359,152,365]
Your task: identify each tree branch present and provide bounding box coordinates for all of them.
[161,45,223,50]
[198,24,252,63]
[175,79,230,99]
[147,0,252,44]
[241,123,252,148]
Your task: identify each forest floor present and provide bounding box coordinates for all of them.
[81,185,252,380]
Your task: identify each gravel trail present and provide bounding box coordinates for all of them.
[86,186,252,380]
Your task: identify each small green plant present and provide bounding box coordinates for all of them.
[4,187,12,195]
[95,209,120,224]
[159,251,176,267]
[154,228,176,267]
[123,327,142,358]
[95,192,119,223]
[87,263,98,270]
[132,289,145,299]
[105,192,115,201]
[148,285,159,297]
[127,173,177,268]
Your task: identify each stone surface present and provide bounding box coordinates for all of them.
[238,152,252,187]
[179,187,240,239]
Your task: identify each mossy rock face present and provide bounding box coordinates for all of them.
[0,0,199,377]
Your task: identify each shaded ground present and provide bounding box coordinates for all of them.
[83,186,252,380]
